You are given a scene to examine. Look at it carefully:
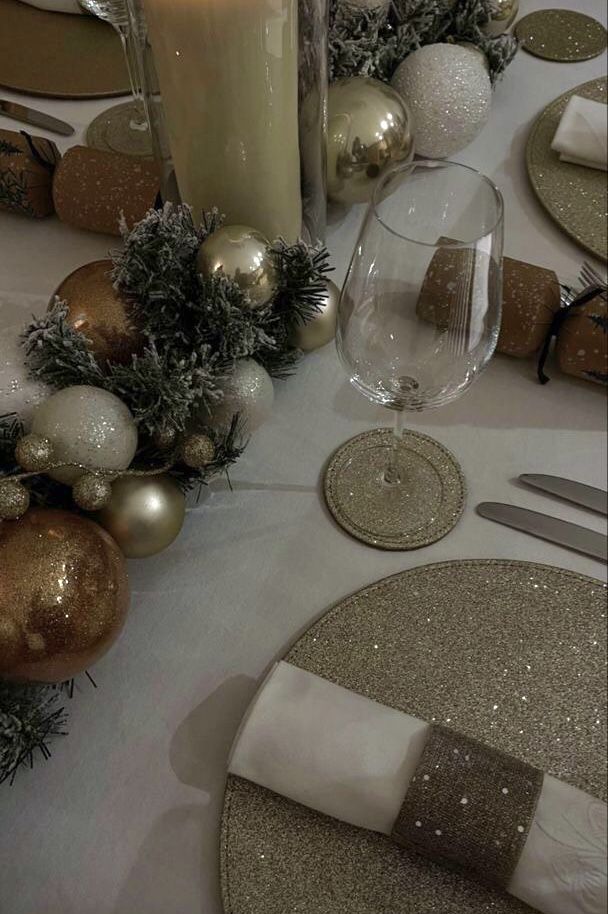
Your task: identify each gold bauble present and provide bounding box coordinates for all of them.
[51,260,143,365]
[483,0,519,36]
[181,434,215,469]
[72,474,113,511]
[14,433,54,472]
[290,280,340,351]
[153,426,179,451]
[98,475,186,558]
[197,226,277,309]
[0,480,30,520]
[0,508,129,682]
[327,77,414,206]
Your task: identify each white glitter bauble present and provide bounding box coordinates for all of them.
[31,385,138,484]
[391,44,492,159]
[0,323,49,426]
[199,359,274,435]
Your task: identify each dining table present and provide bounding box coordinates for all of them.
[0,0,606,911]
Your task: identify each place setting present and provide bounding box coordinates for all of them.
[0,1,606,913]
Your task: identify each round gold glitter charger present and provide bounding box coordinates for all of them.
[527,77,607,263]
[221,560,607,914]
[323,428,466,550]
[515,9,607,62]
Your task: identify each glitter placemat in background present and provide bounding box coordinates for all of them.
[221,559,607,914]
[515,9,607,62]
[527,77,607,263]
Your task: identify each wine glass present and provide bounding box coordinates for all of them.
[80,0,153,157]
[329,159,504,549]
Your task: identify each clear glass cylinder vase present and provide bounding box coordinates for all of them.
[133,0,327,244]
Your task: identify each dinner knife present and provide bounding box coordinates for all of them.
[519,474,608,516]
[0,99,74,137]
[477,502,608,562]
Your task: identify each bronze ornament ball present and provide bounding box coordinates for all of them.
[0,479,30,520]
[98,475,186,558]
[0,508,130,683]
[197,225,277,309]
[327,77,414,206]
[290,280,340,351]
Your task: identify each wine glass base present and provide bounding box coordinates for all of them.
[324,428,466,550]
[86,101,153,157]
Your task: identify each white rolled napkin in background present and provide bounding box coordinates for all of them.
[18,0,84,13]
[229,661,607,914]
[551,95,607,171]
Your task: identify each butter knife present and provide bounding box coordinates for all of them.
[519,474,608,515]
[477,502,608,562]
[0,99,74,137]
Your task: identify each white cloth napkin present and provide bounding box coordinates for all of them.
[229,661,608,914]
[551,95,607,171]
[18,0,84,14]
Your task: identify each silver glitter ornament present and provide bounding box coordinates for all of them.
[391,44,492,159]
[0,479,30,520]
[327,77,414,205]
[483,0,519,37]
[181,434,215,469]
[290,280,340,351]
[31,385,138,485]
[14,433,54,472]
[198,359,274,435]
[72,474,113,511]
[0,322,49,426]
[197,226,277,309]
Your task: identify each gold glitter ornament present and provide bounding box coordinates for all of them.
[482,0,518,37]
[98,475,186,558]
[0,508,129,682]
[197,226,277,309]
[72,474,113,511]
[327,77,414,206]
[14,433,54,472]
[290,280,340,351]
[0,479,30,520]
[181,434,215,469]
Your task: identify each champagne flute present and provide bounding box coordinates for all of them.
[328,159,504,549]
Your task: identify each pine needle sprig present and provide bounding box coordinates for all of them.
[0,683,68,785]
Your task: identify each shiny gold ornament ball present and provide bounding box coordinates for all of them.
[327,77,414,206]
[0,479,30,520]
[98,475,186,558]
[0,509,129,682]
[483,0,519,36]
[197,225,277,309]
[72,474,113,511]
[290,280,340,351]
[51,260,143,365]
[181,434,215,469]
[14,433,54,472]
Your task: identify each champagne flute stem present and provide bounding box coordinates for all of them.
[116,26,148,131]
[384,409,404,486]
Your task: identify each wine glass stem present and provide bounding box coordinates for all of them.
[117,27,149,132]
[384,409,404,486]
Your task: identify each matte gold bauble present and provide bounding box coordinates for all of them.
[483,0,519,36]
[290,280,340,351]
[197,226,277,309]
[0,509,129,682]
[327,77,414,206]
[0,479,30,520]
[51,260,143,364]
[72,474,113,511]
[14,433,54,472]
[98,475,186,558]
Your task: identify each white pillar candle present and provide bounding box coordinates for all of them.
[143,0,302,242]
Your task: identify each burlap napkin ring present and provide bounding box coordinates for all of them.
[392,725,544,888]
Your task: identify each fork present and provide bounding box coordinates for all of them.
[579,261,607,299]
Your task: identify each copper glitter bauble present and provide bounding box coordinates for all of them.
[181,434,215,469]
[51,260,142,365]
[197,226,277,309]
[0,479,30,520]
[15,433,54,472]
[72,474,113,511]
[0,509,130,682]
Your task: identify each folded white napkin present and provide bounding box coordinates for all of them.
[229,661,607,914]
[18,0,84,14]
[551,95,607,171]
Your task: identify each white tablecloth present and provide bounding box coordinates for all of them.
[0,2,606,912]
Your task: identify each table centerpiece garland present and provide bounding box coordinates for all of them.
[0,203,332,784]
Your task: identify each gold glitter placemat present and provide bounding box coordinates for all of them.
[515,9,607,62]
[0,0,129,99]
[221,559,607,914]
[527,77,607,263]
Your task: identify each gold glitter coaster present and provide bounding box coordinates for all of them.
[527,77,607,263]
[221,559,607,914]
[323,428,466,550]
[515,9,607,62]
[86,102,154,158]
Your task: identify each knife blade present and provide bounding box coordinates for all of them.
[477,502,608,562]
[0,99,74,137]
[519,474,608,515]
